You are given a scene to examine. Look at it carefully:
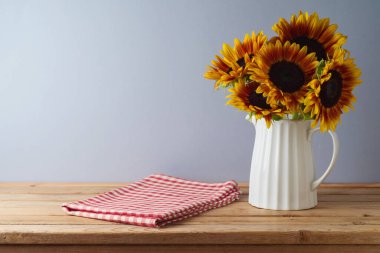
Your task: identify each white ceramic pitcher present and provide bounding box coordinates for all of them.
[248,118,339,210]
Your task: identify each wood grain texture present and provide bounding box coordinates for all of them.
[1,245,380,253]
[0,182,379,252]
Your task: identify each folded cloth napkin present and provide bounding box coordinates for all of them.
[62,174,240,227]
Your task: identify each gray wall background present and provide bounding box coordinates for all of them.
[0,0,379,182]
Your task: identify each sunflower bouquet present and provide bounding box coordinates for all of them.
[204,11,361,131]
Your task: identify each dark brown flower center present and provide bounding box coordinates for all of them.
[269,61,305,93]
[292,36,327,60]
[236,57,245,67]
[248,91,271,109]
[236,54,254,68]
[320,70,343,108]
[226,54,255,74]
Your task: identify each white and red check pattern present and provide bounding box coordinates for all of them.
[62,174,240,227]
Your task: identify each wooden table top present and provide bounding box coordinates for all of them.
[1,182,380,252]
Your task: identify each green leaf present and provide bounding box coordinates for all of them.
[272,115,283,121]
[316,60,325,80]
[303,112,313,120]
[291,113,299,120]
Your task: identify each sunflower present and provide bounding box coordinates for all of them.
[204,55,240,89]
[226,79,285,128]
[249,40,318,112]
[303,49,361,131]
[204,31,267,89]
[272,11,347,61]
[228,31,267,70]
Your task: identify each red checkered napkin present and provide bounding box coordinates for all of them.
[62,174,240,227]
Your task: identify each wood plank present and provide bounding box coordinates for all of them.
[1,215,380,226]
[238,194,380,202]
[3,200,380,208]
[316,188,380,195]
[0,244,379,253]
[2,193,380,202]
[1,201,379,217]
[0,187,117,195]
[0,182,379,188]
[0,194,97,201]
[244,187,380,195]
[0,183,379,247]
[1,224,380,245]
[1,183,380,195]
[0,183,127,187]
[1,201,380,221]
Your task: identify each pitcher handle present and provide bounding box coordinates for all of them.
[308,127,340,191]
